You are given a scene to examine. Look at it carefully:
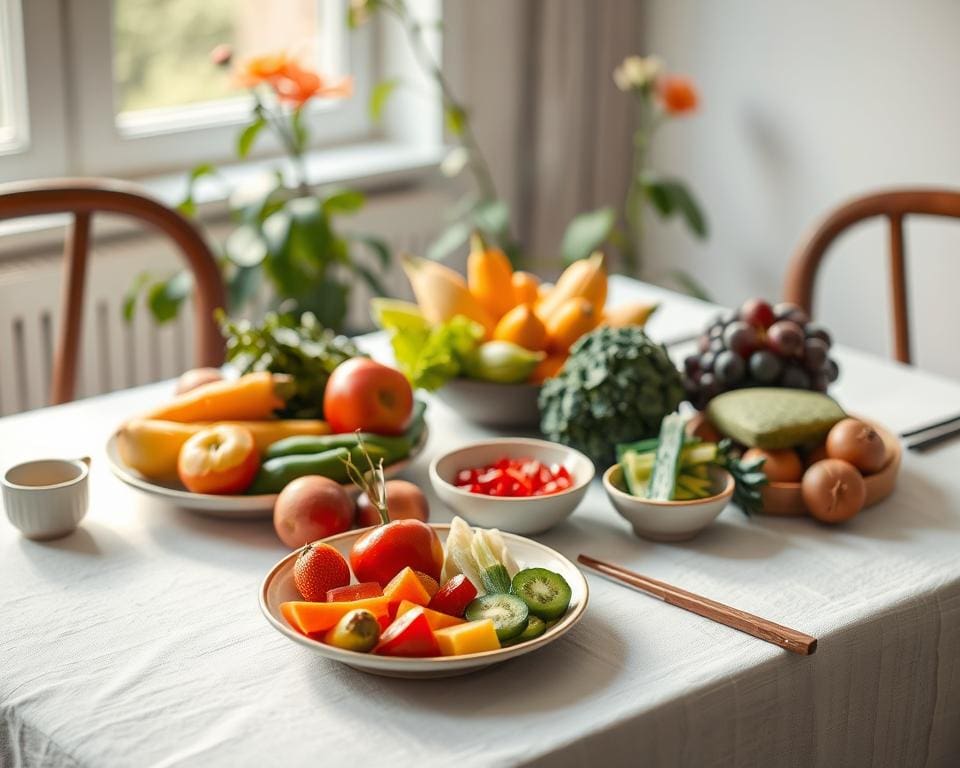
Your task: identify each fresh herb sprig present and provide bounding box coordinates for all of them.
[219,309,361,419]
[718,438,767,516]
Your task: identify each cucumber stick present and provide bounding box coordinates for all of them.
[648,414,686,501]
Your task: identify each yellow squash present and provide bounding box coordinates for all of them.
[535,251,607,321]
[601,301,659,328]
[467,232,515,320]
[400,253,495,336]
[545,297,598,353]
[116,418,331,480]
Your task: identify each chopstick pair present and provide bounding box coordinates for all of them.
[900,413,960,452]
[577,554,817,656]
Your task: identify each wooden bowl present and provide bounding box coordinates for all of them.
[760,420,901,517]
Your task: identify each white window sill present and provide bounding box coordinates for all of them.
[0,140,448,255]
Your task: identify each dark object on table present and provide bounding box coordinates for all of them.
[784,187,960,365]
[539,326,684,466]
[901,413,960,452]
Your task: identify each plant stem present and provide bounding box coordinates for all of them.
[255,94,309,192]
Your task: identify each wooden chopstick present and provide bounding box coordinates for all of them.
[577,554,818,655]
[900,413,960,439]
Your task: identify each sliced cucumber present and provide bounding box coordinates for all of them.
[620,442,720,494]
[501,615,547,647]
[510,568,572,621]
[648,413,686,501]
[621,451,649,497]
[465,594,529,641]
[616,435,701,461]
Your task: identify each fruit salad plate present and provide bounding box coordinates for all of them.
[260,524,589,678]
[104,426,428,520]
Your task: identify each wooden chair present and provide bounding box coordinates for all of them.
[783,188,960,364]
[0,178,226,404]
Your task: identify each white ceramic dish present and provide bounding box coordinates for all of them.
[429,438,594,535]
[2,457,90,540]
[105,427,428,520]
[603,463,734,542]
[434,378,541,429]
[259,524,589,678]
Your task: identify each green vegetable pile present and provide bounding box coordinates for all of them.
[539,326,685,466]
[219,310,361,418]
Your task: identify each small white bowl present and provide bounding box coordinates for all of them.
[429,438,594,535]
[602,463,734,542]
[2,457,90,540]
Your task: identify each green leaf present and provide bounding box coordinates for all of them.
[444,105,467,136]
[295,280,350,331]
[641,174,708,238]
[351,234,391,268]
[225,225,268,267]
[122,271,151,323]
[561,207,616,264]
[322,188,365,215]
[237,116,267,158]
[227,265,262,312]
[472,199,510,238]
[370,80,399,122]
[177,163,218,220]
[383,314,484,391]
[188,163,217,183]
[291,107,308,153]
[146,271,193,324]
[426,220,471,261]
[177,198,197,218]
[348,261,389,298]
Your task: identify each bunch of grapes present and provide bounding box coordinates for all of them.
[683,298,840,409]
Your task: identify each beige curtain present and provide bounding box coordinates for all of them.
[450,0,642,276]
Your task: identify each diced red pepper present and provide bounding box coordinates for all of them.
[453,456,575,497]
[428,574,478,618]
[374,606,440,657]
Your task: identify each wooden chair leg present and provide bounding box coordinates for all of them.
[888,214,911,364]
[51,213,92,405]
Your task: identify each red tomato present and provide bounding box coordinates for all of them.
[350,519,444,586]
[428,574,478,618]
[177,425,259,494]
[374,607,441,657]
[323,358,413,435]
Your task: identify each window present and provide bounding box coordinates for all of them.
[0,0,380,182]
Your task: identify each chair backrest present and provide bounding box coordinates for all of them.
[783,188,960,364]
[0,178,225,404]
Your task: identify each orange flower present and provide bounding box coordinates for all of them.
[273,62,353,106]
[658,75,698,115]
[235,53,353,107]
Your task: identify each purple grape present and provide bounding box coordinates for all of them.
[699,372,720,400]
[824,358,840,383]
[722,320,759,358]
[714,350,746,386]
[748,350,783,384]
[697,334,711,353]
[810,372,829,392]
[708,324,724,340]
[803,338,829,371]
[700,351,716,373]
[805,322,832,347]
[709,337,726,354]
[773,302,809,325]
[767,320,805,357]
[781,364,811,389]
[684,354,701,377]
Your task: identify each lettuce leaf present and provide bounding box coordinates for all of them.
[385,314,484,391]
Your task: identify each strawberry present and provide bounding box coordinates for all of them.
[294,542,350,601]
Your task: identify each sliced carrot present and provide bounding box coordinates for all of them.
[280,596,392,635]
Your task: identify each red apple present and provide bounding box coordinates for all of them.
[177,424,259,494]
[323,358,413,436]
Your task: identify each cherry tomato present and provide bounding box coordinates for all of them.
[323,358,413,436]
[350,519,444,586]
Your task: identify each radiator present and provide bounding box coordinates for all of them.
[0,186,448,416]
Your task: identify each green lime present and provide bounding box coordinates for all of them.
[369,298,429,332]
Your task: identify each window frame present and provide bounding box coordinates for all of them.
[0,0,446,185]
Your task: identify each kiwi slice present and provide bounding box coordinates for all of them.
[511,568,572,621]
[465,594,529,641]
[501,615,547,647]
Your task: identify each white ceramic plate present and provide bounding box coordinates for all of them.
[105,427,428,520]
[259,524,589,678]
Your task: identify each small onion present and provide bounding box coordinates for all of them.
[826,418,886,474]
[801,459,866,524]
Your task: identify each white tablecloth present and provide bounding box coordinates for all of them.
[2,276,959,767]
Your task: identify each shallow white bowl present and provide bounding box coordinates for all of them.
[105,427,428,520]
[434,378,541,429]
[259,524,588,678]
[429,438,594,535]
[602,463,734,542]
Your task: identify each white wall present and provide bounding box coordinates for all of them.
[643,0,960,380]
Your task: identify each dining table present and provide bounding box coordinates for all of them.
[2,275,959,768]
